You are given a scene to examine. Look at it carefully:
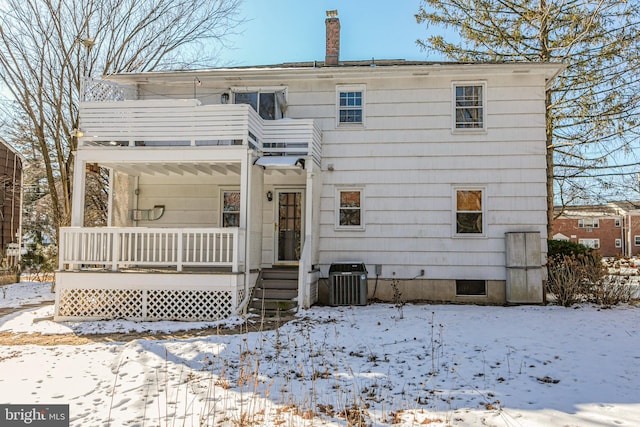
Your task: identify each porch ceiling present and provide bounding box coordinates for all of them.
[99,162,241,177]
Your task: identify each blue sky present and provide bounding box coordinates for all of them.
[218,0,433,66]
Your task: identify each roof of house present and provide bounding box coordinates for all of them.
[105,60,565,89]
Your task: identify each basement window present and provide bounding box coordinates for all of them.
[456,280,487,296]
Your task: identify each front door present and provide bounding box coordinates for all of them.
[276,189,304,263]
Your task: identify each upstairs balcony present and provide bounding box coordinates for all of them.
[78,79,322,165]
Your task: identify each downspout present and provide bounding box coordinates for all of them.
[628,213,632,258]
[236,150,253,314]
[133,176,139,227]
[12,153,21,268]
[620,215,625,257]
[10,153,16,248]
[17,155,23,268]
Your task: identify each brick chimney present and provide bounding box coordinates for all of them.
[325,10,340,66]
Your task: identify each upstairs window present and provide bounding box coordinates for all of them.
[455,188,484,235]
[339,92,362,123]
[233,89,286,120]
[578,218,599,228]
[453,83,485,130]
[337,85,365,126]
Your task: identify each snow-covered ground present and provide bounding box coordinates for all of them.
[0,281,639,426]
[0,280,54,308]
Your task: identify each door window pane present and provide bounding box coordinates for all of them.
[278,192,302,261]
[235,91,278,120]
[234,92,258,111]
[259,92,276,120]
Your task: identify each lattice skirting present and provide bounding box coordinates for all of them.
[56,287,235,321]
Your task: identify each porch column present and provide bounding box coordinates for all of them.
[240,153,249,273]
[107,168,114,227]
[71,155,87,227]
[237,151,251,312]
[300,161,317,309]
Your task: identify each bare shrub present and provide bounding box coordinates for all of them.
[548,251,633,307]
[589,277,633,306]
[546,254,589,307]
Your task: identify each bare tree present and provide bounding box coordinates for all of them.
[416,0,640,234]
[0,0,243,242]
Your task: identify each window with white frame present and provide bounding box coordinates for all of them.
[336,188,364,229]
[337,85,365,125]
[579,238,600,249]
[455,188,484,235]
[453,83,485,130]
[221,190,240,227]
[635,236,640,246]
[615,218,621,227]
[578,218,599,228]
[233,89,286,120]
[615,239,622,248]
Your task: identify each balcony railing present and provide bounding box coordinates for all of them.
[58,227,244,272]
[79,101,262,150]
[78,97,322,164]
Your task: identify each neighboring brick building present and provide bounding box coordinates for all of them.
[0,137,23,269]
[552,202,640,257]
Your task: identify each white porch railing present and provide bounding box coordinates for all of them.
[58,227,243,272]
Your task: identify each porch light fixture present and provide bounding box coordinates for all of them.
[71,128,84,138]
[266,191,273,201]
[221,92,230,104]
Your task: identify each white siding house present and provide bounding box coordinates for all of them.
[54,14,563,321]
